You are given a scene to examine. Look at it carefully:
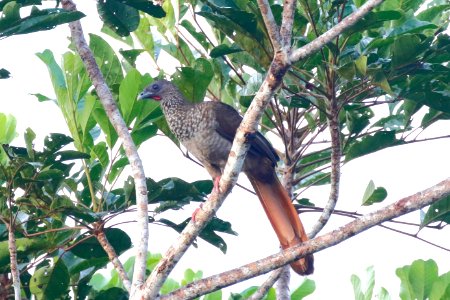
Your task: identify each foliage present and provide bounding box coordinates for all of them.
[351,259,450,300]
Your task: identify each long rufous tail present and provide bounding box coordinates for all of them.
[249,175,314,275]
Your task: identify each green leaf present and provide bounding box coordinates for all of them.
[94,287,128,300]
[361,180,388,206]
[91,142,109,169]
[119,68,142,124]
[97,0,140,36]
[180,20,209,50]
[70,228,132,259]
[396,259,439,300]
[172,58,214,103]
[0,7,85,38]
[345,131,402,161]
[30,258,70,300]
[0,113,17,143]
[351,266,375,300]
[0,68,11,79]
[429,271,450,300]
[421,195,450,227]
[391,34,422,67]
[24,127,36,159]
[89,34,124,89]
[417,5,450,23]
[355,55,367,76]
[121,0,166,18]
[44,133,73,152]
[388,18,437,37]
[210,44,243,58]
[134,16,154,57]
[291,278,316,299]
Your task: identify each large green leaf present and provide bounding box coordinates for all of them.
[172,58,214,103]
[97,0,140,37]
[0,6,84,38]
[30,258,70,300]
[345,131,403,161]
[351,266,375,300]
[291,278,316,299]
[421,195,450,227]
[89,34,124,89]
[396,259,439,300]
[70,228,132,259]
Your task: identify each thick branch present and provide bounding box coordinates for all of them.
[60,0,149,293]
[256,0,282,51]
[290,0,384,63]
[160,177,450,299]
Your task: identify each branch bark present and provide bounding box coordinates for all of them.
[256,0,282,51]
[309,98,341,238]
[60,0,149,294]
[96,230,131,291]
[159,177,450,299]
[8,225,20,300]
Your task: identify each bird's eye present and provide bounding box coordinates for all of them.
[151,83,159,91]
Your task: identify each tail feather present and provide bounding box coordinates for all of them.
[249,175,314,275]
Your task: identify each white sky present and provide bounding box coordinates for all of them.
[1,2,450,299]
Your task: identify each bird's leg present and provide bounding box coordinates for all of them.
[192,176,221,222]
[213,176,221,193]
[191,203,203,222]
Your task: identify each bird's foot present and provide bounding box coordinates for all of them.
[244,131,257,142]
[213,176,222,193]
[191,203,203,222]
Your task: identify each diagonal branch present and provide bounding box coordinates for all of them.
[159,177,450,300]
[60,0,149,294]
[96,230,131,291]
[290,0,384,63]
[256,0,282,51]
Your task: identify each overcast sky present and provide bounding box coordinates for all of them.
[1,2,450,298]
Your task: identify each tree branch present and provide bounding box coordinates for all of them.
[256,0,282,51]
[8,225,20,300]
[280,0,296,47]
[309,98,341,238]
[96,230,131,291]
[60,0,149,294]
[289,0,384,63]
[248,268,283,300]
[159,177,450,300]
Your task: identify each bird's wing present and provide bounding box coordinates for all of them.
[210,102,279,164]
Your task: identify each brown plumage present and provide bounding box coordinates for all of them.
[138,80,314,275]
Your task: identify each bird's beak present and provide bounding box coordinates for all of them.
[137,91,151,100]
[137,91,161,101]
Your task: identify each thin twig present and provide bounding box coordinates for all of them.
[97,230,132,291]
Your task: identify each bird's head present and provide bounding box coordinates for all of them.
[138,79,177,102]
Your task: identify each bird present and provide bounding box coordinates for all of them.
[138,79,314,275]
